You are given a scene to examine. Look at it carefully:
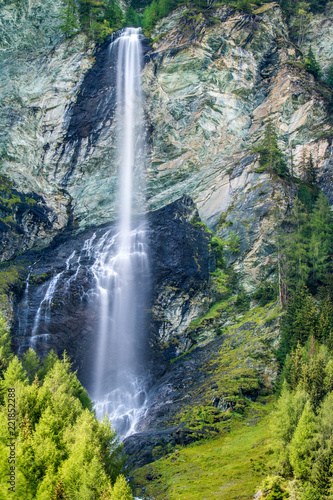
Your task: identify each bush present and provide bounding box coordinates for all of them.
[253,281,277,306]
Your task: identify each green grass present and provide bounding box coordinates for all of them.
[188,296,234,331]
[133,400,276,499]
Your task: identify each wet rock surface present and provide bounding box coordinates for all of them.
[10,196,212,384]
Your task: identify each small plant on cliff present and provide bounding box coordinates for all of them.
[254,121,288,179]
[237,0,252,14]
[227,230,240,255]
[304,47,322,79]
[210,236,225,267]
[252,281,277,306]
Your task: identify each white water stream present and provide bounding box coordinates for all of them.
[91,28,149,437]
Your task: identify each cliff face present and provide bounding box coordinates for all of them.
[1,1,332,286]
[143,2,333,287]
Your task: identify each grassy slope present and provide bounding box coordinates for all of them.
[133,399,276,499]
[132,301,282,499]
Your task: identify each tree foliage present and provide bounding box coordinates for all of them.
[60,0,123,41]
[0,340,129,499]
[254,121,288,178]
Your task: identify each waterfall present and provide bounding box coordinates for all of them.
[30,251,76,350]
[14,28,149,438]
[91,28,149,437]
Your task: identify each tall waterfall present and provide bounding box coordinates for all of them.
[91,28,149,437]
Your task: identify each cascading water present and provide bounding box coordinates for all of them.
[90,28,149,437]
[14,28,149,439]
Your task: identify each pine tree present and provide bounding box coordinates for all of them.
[318,296,333,343]
[289,401,316,479]
[278,284,317,361]
[290,343,304,389]
[285,198,310,284]
[309,193,333,285]
[60,0,79,37]
[304,47,322,79]
[0,314,12,377]
[312,445,333,498]
[271,382,308,472]
[256,121,288,178]
[290,294,318,348]
[303,352,327,410]
[304,154,318,189]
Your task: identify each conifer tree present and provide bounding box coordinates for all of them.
[309,193,333,285]
[304,47,322,79]
[290,343,304,389]
[60,0,79,37]
[289,401,316,479]
[304,154,317,189]
[0,315,12,377]
[256,120,288,178]
[271,382,308,472]
[278,284,317,361]
[303,352,327,409]
[312,445,333,498]
[318,296,333,344]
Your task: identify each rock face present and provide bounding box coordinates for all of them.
[143,2,333,287]
[147,195,214,368]
[124,300,280,468]
[10,196,212,382]
[2,1,332,287]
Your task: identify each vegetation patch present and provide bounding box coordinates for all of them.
[132,400,276,499]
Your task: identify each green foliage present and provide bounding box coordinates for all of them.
[60,0,123,41]
[304,47,322,79]
[277,193,333,298]
[237,0,252,13]
[125,6,141,27]
[0,315,12,377]
[210,235,225,267]
[235,288,250,312]
[253,281,277,307]
[211,269,231,296]
[226,230,240,255]
[259,476,289,500]
[267,284,333,496]
[107,474,134,499]
[0,339,125,499]
[271,383,308,471]
[326,63,333,89]
[278,283,317,362]
[60,0,79,37]
[289,401,316,479]
[254,121,288,178]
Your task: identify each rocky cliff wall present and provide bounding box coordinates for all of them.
[143,2,333,288]
[1,1,332,289]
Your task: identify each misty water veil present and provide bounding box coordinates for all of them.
[92,27,150,437]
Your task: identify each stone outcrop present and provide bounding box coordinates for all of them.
[143,2,333,288]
